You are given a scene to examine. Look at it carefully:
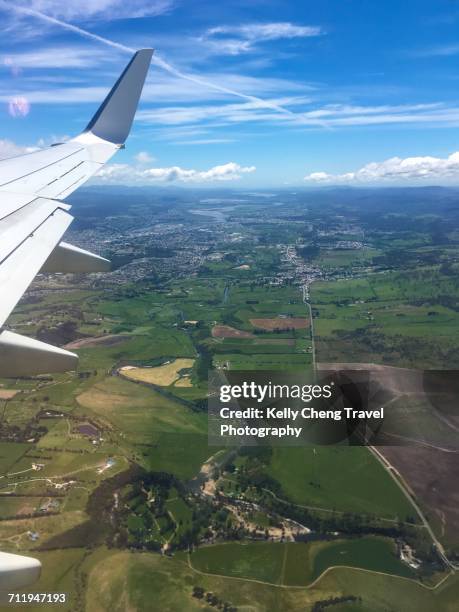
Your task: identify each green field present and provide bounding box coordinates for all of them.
[0,496,40,518]
[142,432,212,480]
[190,541,287,584]
[3,193,458,609]
[265,446,416,519]
[188,538,414,586]
[166,496,193,536]
[13,545,457,612]
[77,376,204,436]
[311,537,415,580]
[76,376,210,480]
[0,442,31,474]
[312,266,459,368]
[213,352,312,370]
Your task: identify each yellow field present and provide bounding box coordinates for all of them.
[174,376,193,388]
[119,359,195,386]
[77,378,152,411]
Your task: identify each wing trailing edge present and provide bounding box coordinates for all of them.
[0,199,74,329]
[40,241,111,273]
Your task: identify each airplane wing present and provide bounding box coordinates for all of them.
[0,48,153,378]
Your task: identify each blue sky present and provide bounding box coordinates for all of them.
[2,0,459,186]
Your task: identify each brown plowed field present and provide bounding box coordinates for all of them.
[382,445,459,546]
[212,325,254,338]
[250,317,310,330]
[64,334,130,349]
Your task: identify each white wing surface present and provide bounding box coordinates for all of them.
[0,49,153,378]
[0,48,152,593]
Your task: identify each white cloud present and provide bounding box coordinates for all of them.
[94,161,256,184]
[202,22,323,55]
[0,138,37,159]
[137,96,307,126]
[171,138,235,145]
[0,6,310,120]
[134,151,155,164]
[208,23,323,41]
[0,86,112,104]
[203,39,253,56]
[2,47,110,69]
[305,172,332,182]
[36,134,70,147]
[135,100,459,132]
[11,0,174,21]
[304,151,459,184]
[411,44,459,57]
[0,72,310,106]
[295,102,459,128]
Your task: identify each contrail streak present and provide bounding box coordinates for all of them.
[152,55,295,116]
[1,2,297,117]
[0,2,135,54]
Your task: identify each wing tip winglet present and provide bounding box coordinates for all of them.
[0,331,78,378]
[84,48,153,145]
[0,552,41,590]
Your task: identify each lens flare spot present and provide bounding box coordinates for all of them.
[8,96,30,118]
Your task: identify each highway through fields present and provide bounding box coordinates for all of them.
[302,285,316,376]
[305,282,457,573]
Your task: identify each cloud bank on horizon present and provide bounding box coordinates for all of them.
[96,160,256,183]
[1,0,459,186]
[305,152,459,184]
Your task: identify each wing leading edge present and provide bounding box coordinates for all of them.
[0,49,153,378]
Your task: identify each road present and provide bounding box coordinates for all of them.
[302,284,316,376]
[1,460,118,493]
